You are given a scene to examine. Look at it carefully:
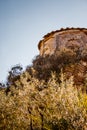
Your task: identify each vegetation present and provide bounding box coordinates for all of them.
[0,44,87,129]
[0,69,87,129]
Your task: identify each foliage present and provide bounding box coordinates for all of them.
[0,71,87,130]
[28,47,87,87]
[7,64,23,86]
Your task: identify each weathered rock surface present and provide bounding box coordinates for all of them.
[38,28,87,56]
[37,28,87,90]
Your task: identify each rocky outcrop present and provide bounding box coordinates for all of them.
[37,28,87,89]
[38,28,87,56]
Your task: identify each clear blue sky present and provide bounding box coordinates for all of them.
[0,0,87,82]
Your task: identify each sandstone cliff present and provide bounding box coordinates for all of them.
[38,28,87,56]
[34,28,87,90]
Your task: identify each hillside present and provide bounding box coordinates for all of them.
[0,28,87,130]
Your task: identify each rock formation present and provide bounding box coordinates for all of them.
[37,28,87,90]
[38,28,87,56]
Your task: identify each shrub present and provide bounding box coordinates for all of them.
[0,72,87,130]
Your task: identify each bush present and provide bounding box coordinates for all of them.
[0,72,87,130]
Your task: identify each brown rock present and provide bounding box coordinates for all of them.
[37,28,87,89]
[38,28,87,56]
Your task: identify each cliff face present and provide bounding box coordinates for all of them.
[38,28,87,56]
[37,28,87,88]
